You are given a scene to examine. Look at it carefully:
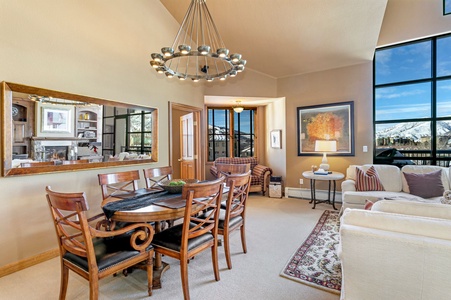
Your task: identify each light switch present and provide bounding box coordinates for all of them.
[363,146,368,152]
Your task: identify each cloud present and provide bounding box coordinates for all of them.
[375,88,426,100]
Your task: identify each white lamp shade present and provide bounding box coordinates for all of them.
[314,140,337,152]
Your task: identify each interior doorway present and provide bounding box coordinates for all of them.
[169,102,203,180]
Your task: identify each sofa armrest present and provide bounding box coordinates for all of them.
[210,165,219,178]
[341,179,356,192]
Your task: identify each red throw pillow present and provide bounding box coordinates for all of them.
[355,166,385,191]
[364,199,374,210]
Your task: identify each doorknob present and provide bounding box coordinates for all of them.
[178,158,183,162]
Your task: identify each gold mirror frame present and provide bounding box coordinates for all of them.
[1,82,158,176]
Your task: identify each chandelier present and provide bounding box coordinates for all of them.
[150,0,246,82]
[233,100,244,113]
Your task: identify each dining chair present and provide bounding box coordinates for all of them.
[98,170,140,206]
[45,186,155,300]
[151,177,225,300]
[143,166,173,191]
[217,171,251,269]
[215,163,250,178]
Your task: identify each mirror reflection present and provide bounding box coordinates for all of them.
[2,82,158,176]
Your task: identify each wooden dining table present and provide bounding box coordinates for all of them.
[102,185,229,289]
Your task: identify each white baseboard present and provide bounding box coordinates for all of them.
[284,187,342,203]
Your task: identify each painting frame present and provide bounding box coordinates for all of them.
[297,101,354,156]
[41,107,72,133]
[270,130,282,149]
[444,0,451,15]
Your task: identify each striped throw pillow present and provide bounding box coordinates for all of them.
[355,166,385,191]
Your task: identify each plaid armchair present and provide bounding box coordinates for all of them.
[210,157,272,195]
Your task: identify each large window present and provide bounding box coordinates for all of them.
[208,108,256,161]
[374,34,451,166]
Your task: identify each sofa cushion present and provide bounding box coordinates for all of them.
[403,169,444,198]
[355,166,384,191]
[342,191,425,205]
[341,209,451,242]
[401,165,450,192]
[347,164,402,192]
[214,157,258,170]
[372,199,451,220]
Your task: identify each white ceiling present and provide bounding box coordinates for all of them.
[160,0,388,79]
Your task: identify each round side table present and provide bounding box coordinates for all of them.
[302,171,344,210]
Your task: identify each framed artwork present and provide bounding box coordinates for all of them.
[297,101,354,156]
[444,0,451,15]
[270,130,282,149]
[41,107,72,133]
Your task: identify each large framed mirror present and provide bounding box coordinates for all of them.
[1,82,158,176]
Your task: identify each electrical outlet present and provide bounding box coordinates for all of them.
[299,178,303,185]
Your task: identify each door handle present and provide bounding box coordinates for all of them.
[178,158,183,162]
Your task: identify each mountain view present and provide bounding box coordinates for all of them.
[376,121,451,150]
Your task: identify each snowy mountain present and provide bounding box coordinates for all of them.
[376,121,451,142]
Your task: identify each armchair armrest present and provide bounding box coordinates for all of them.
[252,164,272,179]
[341,179,356,192]
[210,165,219,178]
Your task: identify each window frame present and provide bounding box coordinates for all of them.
[373,33,451,166]
[207,107,257,161]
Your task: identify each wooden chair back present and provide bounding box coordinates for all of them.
[46,186,93,258]
[143,166,173,190]
[221,171,252,269]
[62,159,89,165]
[98,170,140,205]
[20,161,55,167]
[216,163,250,178]
[181,176,225,239]
[224,171,252,221]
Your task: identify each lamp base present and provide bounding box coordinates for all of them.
[319,163,330,171]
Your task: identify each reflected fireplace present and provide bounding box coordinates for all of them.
[32,139,78,162]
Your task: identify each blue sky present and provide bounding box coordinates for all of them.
[375,36,451,121]
[208,109,253,134]
[446,0,451,14]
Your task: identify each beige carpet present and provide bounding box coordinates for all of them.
[0,195,341,300]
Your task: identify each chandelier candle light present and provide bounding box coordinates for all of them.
[150,0,246,82]
[314,140,337,172]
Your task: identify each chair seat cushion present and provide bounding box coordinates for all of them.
[216,209,243,229]
[152,222,214,252]
[198,208,243,230]
[63,234,152,272]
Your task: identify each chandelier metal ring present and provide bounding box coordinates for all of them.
[150,0,246,82]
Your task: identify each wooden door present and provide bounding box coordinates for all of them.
[180,113,195,179]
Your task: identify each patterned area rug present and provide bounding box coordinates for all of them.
[280,210,341,294]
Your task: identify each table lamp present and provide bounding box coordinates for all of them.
[314,140,337,171]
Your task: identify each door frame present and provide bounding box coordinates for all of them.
[168,102,204,180]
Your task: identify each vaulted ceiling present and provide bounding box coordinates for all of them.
[160,0,388,79]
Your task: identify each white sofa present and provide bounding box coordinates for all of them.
[339,200,451,300]
[340,164,449,213]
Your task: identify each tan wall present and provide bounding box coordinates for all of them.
[204,69,277,98]
[0,0,206,267]
[378,0,451,47]
[279,63,374,189]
